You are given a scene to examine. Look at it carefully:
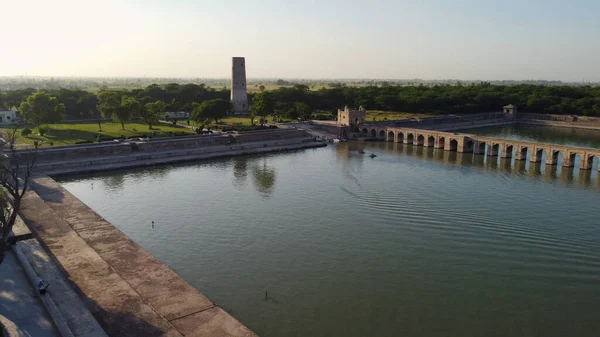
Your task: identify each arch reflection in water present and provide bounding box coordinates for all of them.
[341,141,599,188]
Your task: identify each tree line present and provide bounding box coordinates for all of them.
[2,82,600,129]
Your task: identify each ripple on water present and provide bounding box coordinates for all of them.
[57,143,600,337]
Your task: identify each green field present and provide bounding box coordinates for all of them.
[188,115,292,128]
[1,122,195,147]
[366,110,439,121]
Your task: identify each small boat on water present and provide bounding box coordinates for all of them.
[369,153,377,158]
[358,150,365,154]
[333,137,347,143]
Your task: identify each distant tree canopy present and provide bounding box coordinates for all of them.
[5,83,600,122]
[250,92,275,122]
[191,99,231,124]
[19,92,65,126]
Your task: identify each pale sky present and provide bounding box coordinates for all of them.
[2,0,599,81]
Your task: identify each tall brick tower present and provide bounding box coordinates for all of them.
[231,57,248,114]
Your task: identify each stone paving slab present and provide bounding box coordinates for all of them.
[19,175,258,337]
[19,182,183,337]
[171,307,258,337]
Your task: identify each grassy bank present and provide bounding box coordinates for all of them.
[1,122,195,147]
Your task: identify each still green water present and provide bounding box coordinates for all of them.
[461,123,600,148]
[57,141,600,337]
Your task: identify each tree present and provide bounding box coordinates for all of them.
[259,85,266,92]
[97,90,121,127]
[118,97,139,130]
[74,92,102,130]
[142,101,166,129]
[97,91,134,130]
[191,99,231,124]
[294,102,311,120]
[19,92,65,126]
[250,92,275,125]
[4,88,36,110]
[0,126,37,266]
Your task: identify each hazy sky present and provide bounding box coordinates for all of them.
[2,0,599,81]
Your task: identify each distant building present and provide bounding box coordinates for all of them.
[0,110,19,125]
[503,104,517,115]
[337,106,366,131]
[231,57,248,114]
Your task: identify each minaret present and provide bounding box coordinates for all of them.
[231,57,248,114]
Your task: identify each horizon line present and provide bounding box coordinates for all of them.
[0,75,596,84]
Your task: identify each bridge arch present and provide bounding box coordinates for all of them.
[407,133,414,144]
[416,134,425,146]
[505,145,514,158]
[549,150,562,165]
[477,142,486,155]
[427,135,435,147]
[533,148,546,163]
[362,128,368,137]
[438,136,445,149]
[519,146,528,159]
[449,139,458,151]
[566,152,581,168]
[379,130,385,139]
[387,131,395,142]
[465,140,474,153]
[397,132,404,143]
[584,154,598,170]
[370,129,377,138]
[490,143,500,156]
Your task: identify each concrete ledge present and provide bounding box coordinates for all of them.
[12,243,75,337]
[16,239,108,337]
[19,176,258,337]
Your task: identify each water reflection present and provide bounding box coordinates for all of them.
[251,159,276,197]
[232,157,249,189]
[101,174,125,192]
[129,167,169,181]
[336,141,600,189]
[335,141,365,171]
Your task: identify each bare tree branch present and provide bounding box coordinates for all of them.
[0,123,37,266]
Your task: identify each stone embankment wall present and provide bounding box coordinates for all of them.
[15,129,324,175]
[517,113,600,130]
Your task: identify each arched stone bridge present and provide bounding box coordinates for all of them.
[360,126,600,170]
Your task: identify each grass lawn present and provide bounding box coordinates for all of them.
[187,116,253,128]
[1,122,195,147]
[366,110,440,121]
[188,115,291,128]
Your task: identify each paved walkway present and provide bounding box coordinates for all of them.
[0,248,59,337]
